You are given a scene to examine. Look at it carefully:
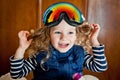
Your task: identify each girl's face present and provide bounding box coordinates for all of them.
[50,20,77,53]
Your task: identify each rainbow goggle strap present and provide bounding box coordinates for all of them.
[43,2,85,27]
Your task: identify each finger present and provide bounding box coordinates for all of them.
[28,39,33,43]
[92,24,100,29]
[18,31,24,38]
[18,31,30,40]
[23,31,30,37]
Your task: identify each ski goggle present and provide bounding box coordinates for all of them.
[43,2,85,27]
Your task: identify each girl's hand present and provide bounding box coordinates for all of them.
[14,30,32,59]
[18,30,32,50]
[89,24,100,46]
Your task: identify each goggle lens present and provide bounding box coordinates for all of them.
[43,2,85,27]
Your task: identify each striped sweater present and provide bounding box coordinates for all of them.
[10,45,107,80]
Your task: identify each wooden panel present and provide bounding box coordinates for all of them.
[84,0,120,80]
[0,0,37,76]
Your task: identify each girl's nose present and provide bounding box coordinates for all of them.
[60,33,67,40]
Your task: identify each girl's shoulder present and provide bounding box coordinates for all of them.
[72,45,85,56]
[34,51,47,63]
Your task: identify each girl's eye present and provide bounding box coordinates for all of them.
[55,31,61,34]
[68,32,74,34]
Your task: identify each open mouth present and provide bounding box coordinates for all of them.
[58,43,69,48]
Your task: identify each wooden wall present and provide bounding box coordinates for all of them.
[0,0,37,76]
[83,0,120,80]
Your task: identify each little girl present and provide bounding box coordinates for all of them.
[10,2,107,80]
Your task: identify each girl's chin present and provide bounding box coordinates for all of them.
[57,48,70,53]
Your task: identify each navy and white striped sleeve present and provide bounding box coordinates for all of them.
[9,55,37,79]
[83,45,108,72]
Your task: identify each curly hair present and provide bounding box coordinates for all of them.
[26,24,92,71]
